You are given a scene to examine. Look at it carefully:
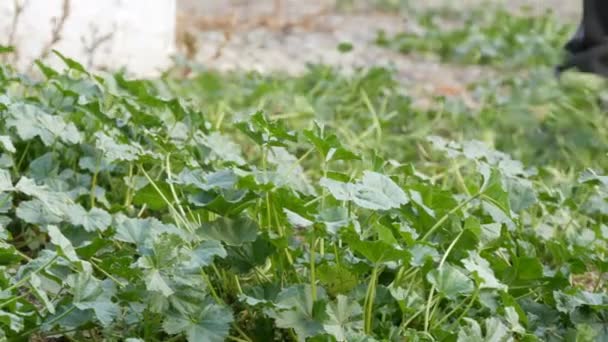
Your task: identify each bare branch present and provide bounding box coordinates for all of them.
[36,0,71,62]
[81,24,114,68]
[2,0,28,63]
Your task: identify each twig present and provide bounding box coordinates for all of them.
[3,0,28,64]
[211,30,233,60]
[33,0,70,67]
[81,24,114,68]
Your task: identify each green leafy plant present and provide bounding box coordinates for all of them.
[376,9,573,68]
[0,49,606,341]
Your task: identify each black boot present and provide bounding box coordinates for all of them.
[557,0,608,77]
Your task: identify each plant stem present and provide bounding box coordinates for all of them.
[423,285,435,333]
[123,163,134,207]
[310,234,317,301]
[0,293,27,309]
[232,324,253,342]
[90,259,126,288]
[448,289,479,330]
[424,229,464,332]
[201,270,223,305]
[433,288,479,330]
[421,192,480,241]
[139,166,191,232]
[20,305,76,338]
[89,155,101,208]
[364,266,380,334]
[5,255,58,294]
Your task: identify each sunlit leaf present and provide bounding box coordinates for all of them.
[6,103,82,146]
[67,271,119,326]
[268,285,328,341]
[47,225,80,263]
[321,171,409,210]
[198,216,258,246]
[163,301,233,342]
[462,251,506,290]
[427,264,474,299]
[66,205,112,232]
[323,295,363,341]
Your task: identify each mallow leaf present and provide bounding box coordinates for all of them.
[457,317,511,342]
[114,214,184,249]
[197,132,246,165]
[343,230,409,264]
[186,240,227,269]
[145,269,174,297]
[0,169,12,192]
[16,199,64,225]
[6,103,82,146]
[427,263,474,299]
[0,309,24,333]
[269,284,328,342]
[462,251,506,290]
[198,216,258,246]
[47,225,80,263]
[66,205,112,232]
[0,136,16,153]
[303,122,360,162]
[323,295,364,341]
[94,131,141,162]
[321,171,408,210]
[67,271,119,327]
[163,302,233,342]
[554,290,608,313]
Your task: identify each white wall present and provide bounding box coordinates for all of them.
[0,0,176,77]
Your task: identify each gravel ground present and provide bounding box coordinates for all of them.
[176,0,580,106]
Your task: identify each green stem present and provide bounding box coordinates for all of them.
[364,266,380,334]
[401,307,425,330]
[433,288,479,330]
[310,234,317,301]
[421,193,480,241]
[271,203,294,266]
[453,162,471,196]
[15,140,31,172]
[423,286,436,333]
[90,259,126,288]
[89,155,101,208]
[0,293,27,309]
[401,297,439,330]
[139,166,191,232]
[5,255,58,294]
[593,272,605,292]
[424,229,465,332]
[448,289,480,330]
[165,154,190,227]
[201,271,223,305]
[123,163,134,207]
[232,324,253,342]
[333,243,341,267]
[439,230,464,268]
[20,305,76,338]
[14,249,32,261]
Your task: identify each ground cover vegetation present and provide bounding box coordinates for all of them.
[1,6,608,342]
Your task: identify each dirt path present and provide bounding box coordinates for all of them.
[176,0,580,107]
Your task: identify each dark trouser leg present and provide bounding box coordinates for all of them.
[558,0,608,77]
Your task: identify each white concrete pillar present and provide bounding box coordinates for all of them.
[0,0,176,77]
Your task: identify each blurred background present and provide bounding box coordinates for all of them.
[3,0,605,171]
[175,0,580,106]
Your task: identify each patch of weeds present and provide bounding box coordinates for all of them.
[376,8,573,68]
[166,63,608,173]
[0,53,606,342]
